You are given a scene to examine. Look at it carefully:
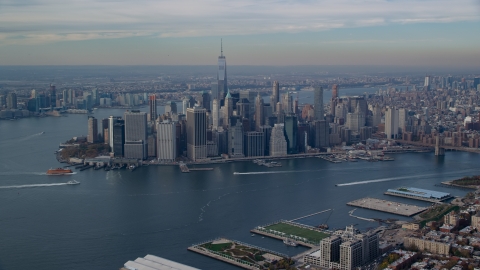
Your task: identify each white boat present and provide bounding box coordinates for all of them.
[67,180,80,185]
[283,238,298,247]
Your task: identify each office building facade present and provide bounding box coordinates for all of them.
[186,107,207,161]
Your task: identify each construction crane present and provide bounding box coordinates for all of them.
[318,209,333,230]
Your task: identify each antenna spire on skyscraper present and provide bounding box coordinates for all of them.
[221,38,223,57]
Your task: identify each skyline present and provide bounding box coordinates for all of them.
[1,0,480,66]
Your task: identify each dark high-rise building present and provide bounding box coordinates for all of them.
[272,81,280,112]
[217,40,228,100]
[186,107,207,161]
[6,92,17,109]
[87,116,98,143]
[236,98,250,119]
[124,110,148,160]
[284,115,298,154]
[244,131,264,157]
[474,77,480,90]
[314,86,324,120]
[201,91,210,111]
[259,125,272,156]
[49,85,56,108]
[113,121,125,157]
[149,95,157,122]
[314,120,330,148]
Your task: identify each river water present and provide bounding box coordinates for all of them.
[0,90,477,269]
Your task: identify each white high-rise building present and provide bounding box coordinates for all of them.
[156,120,177,162]
[269,124,287,156]
[385,106,399,139]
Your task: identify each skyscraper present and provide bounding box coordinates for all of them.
[217,40,228,99]
[186,107,207,161]
[270,124,287,156]
[87,116,98,143]
[314,120,330,148]
[272,81,280,112]
[228,121,244,158]
[201,91,210,111]
[157,120,177,162]
[424,75,431,91]
[165,101,177,115]
[332,84,339,99]
[223,90,233,127]
[314,86,324,120]
[6,92,17,109]
[284,115,297,154]
[49,84,56,108]
[385,106,399,139]
[254,93,264,131]
[244,131,264,157]
[212,99,220,130]
[108,116,121,150]
[148,94,157,121]
[113,121,125,157]
[124,110,148,159]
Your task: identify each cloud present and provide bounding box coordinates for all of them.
[0,0,479,44]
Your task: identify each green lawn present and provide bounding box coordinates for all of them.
[265,223,329,242]
[201,242,232,252]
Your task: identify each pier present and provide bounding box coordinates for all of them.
[317,156,342,163]
[179,163,213,173]
[385,187,452,203]
[290,209,332,222]
[347,197,427,217]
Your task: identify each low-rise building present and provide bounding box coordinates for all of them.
[404,237,450,256]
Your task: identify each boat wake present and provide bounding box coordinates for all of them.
[0,172,46,176]
[336,169,477,186]
[234,169,320,175]
[0,182,76,189]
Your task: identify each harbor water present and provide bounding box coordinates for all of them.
[0,106,478,269]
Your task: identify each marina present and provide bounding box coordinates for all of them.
[385,187,453,203]
[347,197,428,217]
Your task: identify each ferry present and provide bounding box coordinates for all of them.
[67,180,80,185]
[46,168,73,175]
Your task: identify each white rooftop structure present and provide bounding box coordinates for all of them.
[123,254,200,270]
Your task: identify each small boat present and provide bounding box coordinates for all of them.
[40,131,45,134]
[233,172,240,175]
[283,238,298,247]
[46,168,73,175]
[67,180,80,185]
[251,234,255,237]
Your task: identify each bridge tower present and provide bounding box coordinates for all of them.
[435,135,445,156]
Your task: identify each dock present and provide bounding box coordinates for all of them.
[347,197,427,217]
[179,163,213,173]
[385,187,452,203]
[317,156,342,163]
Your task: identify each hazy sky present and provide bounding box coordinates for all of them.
[1,0,480,67]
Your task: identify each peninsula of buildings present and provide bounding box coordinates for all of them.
[2,49,480,166]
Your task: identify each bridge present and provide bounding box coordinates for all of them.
[395,139,480,154]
